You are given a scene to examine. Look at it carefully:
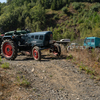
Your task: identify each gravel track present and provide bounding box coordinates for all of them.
[2,53,100,100]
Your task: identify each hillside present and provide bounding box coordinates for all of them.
[0,1,100,41]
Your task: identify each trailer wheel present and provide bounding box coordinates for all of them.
[1,39,17,60]
[32,46,41,61]
[53,43,61,56]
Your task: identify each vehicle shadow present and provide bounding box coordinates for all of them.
[14,55,67,62]
[41,55,67,61]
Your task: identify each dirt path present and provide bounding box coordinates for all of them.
[1,53,100,100]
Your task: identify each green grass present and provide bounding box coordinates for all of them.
[1,63,10,69]
[20,79,30,87]
[17,75,30,87]
[66,54,73,60]
[50,75,53,77]
[79,64,97,75]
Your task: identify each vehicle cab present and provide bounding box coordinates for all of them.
[84,37,100,49]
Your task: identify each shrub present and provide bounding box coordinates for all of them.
[62,7,68,14]
[53,27,62,40]
[53,14,59,20]
[72,2,85,10]
[90,3,100,12]
[66,4,69,7]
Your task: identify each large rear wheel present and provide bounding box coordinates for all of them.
[32,46,41,61]
[1,39,17,60]
[53,43,61,56]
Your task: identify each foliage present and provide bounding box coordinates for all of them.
[90,3,100,12]
[72,2,85,10]
[1,0,100,40]
[62,7,68,14]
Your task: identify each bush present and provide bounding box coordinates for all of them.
[53,27,63,40]
[72,2,85,10]
[53,14,59,20]
[62,7,68,14]
[90,3,100,12]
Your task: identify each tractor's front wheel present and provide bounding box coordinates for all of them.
[1,39,17,60]
[32,46,41,61]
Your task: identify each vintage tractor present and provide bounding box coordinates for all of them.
[0,30,61,61]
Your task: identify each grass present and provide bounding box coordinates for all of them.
[79,64,97,75]
[17,75,30,87]
[66,54,73,60]
[20,79,30,87]
[95,76,100,81]
[50,75,53,77]
[68,48,100,79]
[1,63,10,69]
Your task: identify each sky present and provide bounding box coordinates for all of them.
[0,0,7,3]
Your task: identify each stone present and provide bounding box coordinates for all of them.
[31,68,35,72]
[0,91,3,96]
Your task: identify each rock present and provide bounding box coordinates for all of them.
[0,91,3,96]
[31,68,35,72]
[42,70,45,73]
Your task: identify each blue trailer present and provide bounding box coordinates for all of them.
[84,37,100,49]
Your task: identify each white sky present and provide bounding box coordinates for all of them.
[0,0,7,3]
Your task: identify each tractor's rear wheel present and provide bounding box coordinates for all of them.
[32,46,41,61]
[1,39,17,60]
[53,43,61,56]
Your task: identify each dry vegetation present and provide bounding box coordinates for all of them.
[67,49,100,80]
[0,61,31,100]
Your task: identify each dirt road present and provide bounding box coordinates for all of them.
[1,53,100,100]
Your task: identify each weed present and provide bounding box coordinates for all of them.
[1,63,9,69]
[17,75,20,82]
[50,75,53,77]
[17,71,22,74]
[17,75,30,87]
[95,76,100,81]
[90,75,95,79]
[60,88,64,91]
[20,79,30,87]
[37,94,41,97]
[66,54,73,60]
[33,88,37,91]
[79,64,97,75]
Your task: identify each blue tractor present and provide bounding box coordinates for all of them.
[0,30,61,61]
